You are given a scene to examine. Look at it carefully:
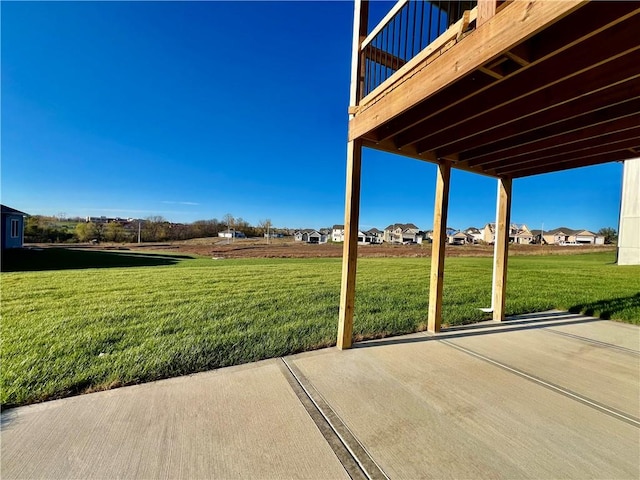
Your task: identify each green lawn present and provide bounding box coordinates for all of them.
[1,249,638,407]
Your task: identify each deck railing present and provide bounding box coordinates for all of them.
[361,0,477,99]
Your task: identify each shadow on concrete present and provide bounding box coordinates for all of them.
[1,408,18,430]
[569,293,640,320]
[354,314,600,349]
[1,247,193,272]
[443,311,578,332]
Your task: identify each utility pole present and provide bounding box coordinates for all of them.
[138,221,141,244]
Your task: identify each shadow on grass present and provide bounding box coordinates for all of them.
[1,247,193,272]
[569,293,640,320]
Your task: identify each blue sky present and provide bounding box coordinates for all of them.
[1,1,624,232]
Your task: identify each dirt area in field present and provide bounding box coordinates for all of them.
[116,238,615,259]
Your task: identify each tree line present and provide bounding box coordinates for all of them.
[24,215,284,243]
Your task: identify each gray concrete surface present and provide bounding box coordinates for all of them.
[2,312,639,479]
[1,359,349,479]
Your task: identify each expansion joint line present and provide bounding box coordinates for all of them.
[542,328,640,356]
[279,358,389,480]
[439,339,640,428]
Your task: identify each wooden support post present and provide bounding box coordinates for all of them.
[337,0,368,349]
[492,177,512,321]
[477,0,497,28]
[427,162,451,333]
[337,139,363,349]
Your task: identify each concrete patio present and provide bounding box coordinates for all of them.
[2,311,639,479]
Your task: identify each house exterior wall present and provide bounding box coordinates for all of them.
[482,224,495,243]
[575,232,596,244]
[218,231,245,238]
[366,232,383,244]
[515,234,533,244]
[332,228,345,242]
[618,158,640,265]
[2,214,24,249]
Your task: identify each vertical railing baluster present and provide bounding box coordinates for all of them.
[386,20,391,74]
[403,4,409,61]
[375,35,380,90]
[391,15,397,72]
[427,2,433,44]
[411,0,417,58]
[366,56,371,96]
[418,0,424,51]
[383,27,388,80]
[361,0,476,95]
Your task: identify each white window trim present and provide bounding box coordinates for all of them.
[11,219,19,238]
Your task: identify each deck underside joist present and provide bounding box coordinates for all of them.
[349,0,640,178]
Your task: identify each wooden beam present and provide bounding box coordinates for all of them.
[507,149,639,178]
[478,66,504,80]
[337,140,363,349]
[463,98,640,166]
[481,125,640,172]
[349,0,587,141]
[477,0,497,28]
[493,138,640,176]
[492,177,512,322]
[371,1,639,143]
[364,45,406,71]
[400,20,640,151]
[427,162,451,333]
[435,67,640,159]
[504,43,532,66]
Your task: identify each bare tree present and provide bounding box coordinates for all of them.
[222,213,234,243]
[258,218,272,243]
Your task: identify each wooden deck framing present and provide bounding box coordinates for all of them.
[337,0,640,348]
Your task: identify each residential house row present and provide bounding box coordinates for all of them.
[458,224,604,245]
[294,223,605,246]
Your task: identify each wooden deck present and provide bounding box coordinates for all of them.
[350,0,640,178]
[337,0,640,347]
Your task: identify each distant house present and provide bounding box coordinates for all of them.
[482,223,533,244]
[218,230,246,239]
[1,205,27,249]
[448,231,473,245]
[384,223,421,243]
[356,230,378,245]
[513,224,533,244]
[463,227,483,244]
[540,227,605,245]
[576,230,605,245]
[364,228,384,244]
[294,229,327,244]
[331,225,345,242]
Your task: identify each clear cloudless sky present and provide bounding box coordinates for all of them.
[1,1,625,232]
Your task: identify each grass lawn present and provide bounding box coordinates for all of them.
[2,249,639,408]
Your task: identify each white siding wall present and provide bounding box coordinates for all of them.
[618,158,640,265]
